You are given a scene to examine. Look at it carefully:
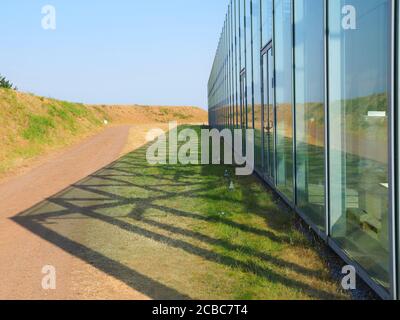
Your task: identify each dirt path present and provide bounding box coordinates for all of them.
[0,125,154,300]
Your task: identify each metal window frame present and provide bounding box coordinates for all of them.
[395,0,400,301]
[271,43,277,185]
[389,0,398,301]
[291,0,297,208]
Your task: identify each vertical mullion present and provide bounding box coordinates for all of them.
[272,0,277,187]
[324,0,330,238]
[291,0,296,206]
[389,0,397,300]
[250,0,255,130]
[396,0,400,301]
[260,0,265,173]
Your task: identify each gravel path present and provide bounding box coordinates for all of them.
[0,125,150,299]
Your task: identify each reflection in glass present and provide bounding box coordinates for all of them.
[245,0,253,129]
[294,0,325,230]
[229,4,233,129]
[240,0,245,71]
[329,0,390,290]
[262,48,275,182]
[275,0,293,200]
[261,0,273,47]
[234,0,240,128]
[253,0,262,172]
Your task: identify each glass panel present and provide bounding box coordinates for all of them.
[245,0,253,129]
[232,3,236,129]
[231,4,235,129]
[235,0,240,128]
[240,72,247,128]
[268,48,275,182]
[227,9,230,128]
[240,0,245,71]
[398,0,400,296]
[294,0,325,230]
[253,0,262,172]
[228,30,230,127]
[262,53,270,176]
[229,5,232,129]
[275,0,293,200]
[262,0,273,47]
[329,0,390,290]
[240,71,247,155]
[262,48,275,182]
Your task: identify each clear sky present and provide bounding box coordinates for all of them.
[0,0,228,109]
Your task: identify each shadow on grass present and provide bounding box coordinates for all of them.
[12,126,342,300]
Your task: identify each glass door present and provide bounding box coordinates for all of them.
[262,45,275,183]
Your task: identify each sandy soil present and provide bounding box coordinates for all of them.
[0,124,163,300]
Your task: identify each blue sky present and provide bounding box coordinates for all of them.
[0,0,228,109]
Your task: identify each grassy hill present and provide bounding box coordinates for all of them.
[0,88,207,179]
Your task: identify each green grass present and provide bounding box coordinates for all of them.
[0,89,106,176]
[172,112,191,120]
[22,115,56,142]
[17,125,348,300]
[155,108,190,120]
[46,102,102,134]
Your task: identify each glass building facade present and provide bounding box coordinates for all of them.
[208,0,399,300]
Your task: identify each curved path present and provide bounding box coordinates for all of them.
[0,125,150,299]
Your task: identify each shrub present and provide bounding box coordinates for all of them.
[0,74,17,90]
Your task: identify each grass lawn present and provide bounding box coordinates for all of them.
[15,126,349,300]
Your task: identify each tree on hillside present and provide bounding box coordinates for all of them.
[0,74,17,90]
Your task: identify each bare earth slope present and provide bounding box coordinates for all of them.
[0,88,207,181]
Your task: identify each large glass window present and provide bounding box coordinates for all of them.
[240,0,245,71]
[245,0,253,129]
[240,0,246,128]
[233,0,238,129]
[253,0,262,172]
[228,5,233,129]
[294,0,325,230]
[231,4,235,129]
[262,47,275,182]
[235,0,240,128]
[261,0,273,47]
[275,0,293,200]
[329,0,391,291]
[398,0,400,297]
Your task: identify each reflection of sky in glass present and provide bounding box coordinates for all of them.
[329,0,391,291]
[240,0,246,70]
[294,0,324,104]
[262,0,273,46]
[253,0,261,107]
[337,0,389,99]
[275,0,292,104]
